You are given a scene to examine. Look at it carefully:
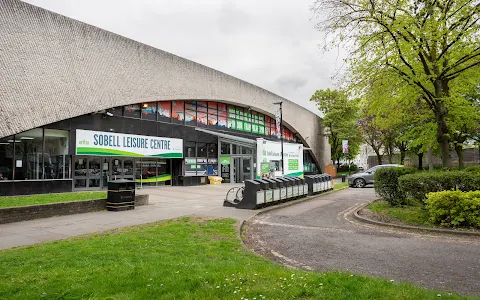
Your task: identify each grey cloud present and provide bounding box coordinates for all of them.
[275,75,308,92]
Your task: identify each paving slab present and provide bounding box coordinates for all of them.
[0,184,256,250]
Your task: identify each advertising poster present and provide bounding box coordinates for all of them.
[342,140,349,153]
[256,138,303,179]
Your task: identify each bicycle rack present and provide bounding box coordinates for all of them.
[223,186,244,207]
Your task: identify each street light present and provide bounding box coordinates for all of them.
[273,101,284,176]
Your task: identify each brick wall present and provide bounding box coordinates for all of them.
[0,194,149,224]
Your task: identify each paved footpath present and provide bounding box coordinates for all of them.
[0,184,256,250]
[245,187,480,296]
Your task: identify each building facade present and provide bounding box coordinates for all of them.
[0,0,330,196]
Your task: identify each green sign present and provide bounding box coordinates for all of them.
[220,156,231,165]
[261,162,270,174]
[288,159,299,170]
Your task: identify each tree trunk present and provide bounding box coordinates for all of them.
[427,145,434,171]
[455,145,464,169]
[374,149,383,165]
[418,153,423,170]
[434,98,452,169]
[400,150,406,165]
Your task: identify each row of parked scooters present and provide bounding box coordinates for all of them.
[231,174,333,209]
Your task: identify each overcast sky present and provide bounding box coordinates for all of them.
[24,0,345,116]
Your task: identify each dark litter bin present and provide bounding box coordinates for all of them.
[107,179,135,211]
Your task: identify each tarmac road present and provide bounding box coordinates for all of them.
[244,187,480,296]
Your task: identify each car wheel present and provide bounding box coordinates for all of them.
[354,178,366,188]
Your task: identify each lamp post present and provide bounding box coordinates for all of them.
[273,101,284,176]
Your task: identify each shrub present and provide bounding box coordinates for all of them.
[399,171,480,202]
[374,167,416,206]
[425,190,480,228]
[338,163,358,172]
[464,165,480,173]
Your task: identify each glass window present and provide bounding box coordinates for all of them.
[244,122,252,133]
[259,126,265,135]
[197,143,207,158]
[0,135,14,181]
[74,157,87,188]
[207,101,217,128]
[158,101,172,122]
[242,146,253,155]
[244,111,252,123]
[185,101,197,126]
[236,108,244,121]
[208,101,217,113]
[227,118,236,130]
[172,101,185,124]
[221,142,230,154]
[110,106,123,117]
[252,124,259,134]
[232,144,241,154]
[44,129,70,179]
[140,159,157,186]
[270,125,277,137]
[184,141,197,176]
[208,114,218,127]
[218,115,227,128]
[258,113,265,125]
[207,143,217,158]
[218,103,227,112]
[252,111,258,124]
[141,102,157,121]
[124,104,141,118]
[197,101,208,113]
[236,120,244,131]
[15,129,43,180]
[185,141,196,158]
[197,111,208,126]
[228,105,236,118]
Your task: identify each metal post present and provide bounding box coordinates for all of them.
[280,102,284,176]
[274,102,284,176]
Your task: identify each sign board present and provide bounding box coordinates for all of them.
[220,156,231,165]
[76,129,183,158]
[256,138,304,179]
[342,140,349,153]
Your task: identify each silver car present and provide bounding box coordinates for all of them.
[348,164,403,188]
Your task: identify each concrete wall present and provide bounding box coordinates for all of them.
[0,0,330,167]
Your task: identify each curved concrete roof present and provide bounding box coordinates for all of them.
[0,0,330,167]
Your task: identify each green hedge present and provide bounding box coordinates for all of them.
[425,190,480,228]
[374,167,416,206]
[399,171,480,202]
[465,165,480,173]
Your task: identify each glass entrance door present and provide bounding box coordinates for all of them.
[242,157,252,182]
[73,156,102,190]
[231,156,253,183]
[232,157,241,183]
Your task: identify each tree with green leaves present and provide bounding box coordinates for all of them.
[312,0,480,168]
[310,89,360,167]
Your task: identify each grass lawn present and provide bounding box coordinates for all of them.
[368,200,431,226]
[0,218,473,299]
[334,181,349,190]
[0,191,107,209]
